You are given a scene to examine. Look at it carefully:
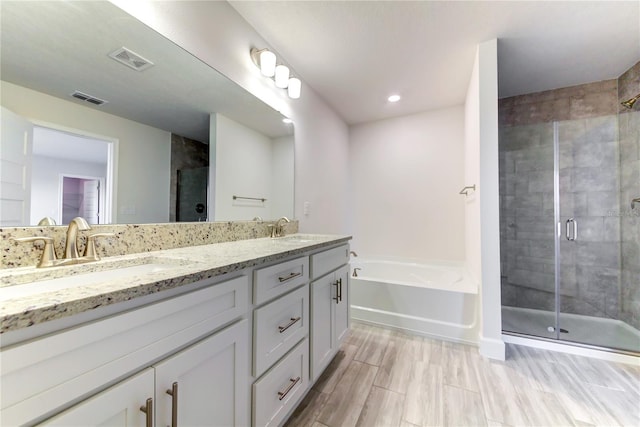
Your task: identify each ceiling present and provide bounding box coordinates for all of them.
[230,1,640,125]
[33,127,109,164]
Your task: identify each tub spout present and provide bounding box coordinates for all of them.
[352,267,361,277]
[350,251,358,257]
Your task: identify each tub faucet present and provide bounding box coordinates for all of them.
[64,217,91,259]
[350,251,358,257]
[352,268,362,277]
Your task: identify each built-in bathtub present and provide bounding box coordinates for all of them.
[350,259,479,344]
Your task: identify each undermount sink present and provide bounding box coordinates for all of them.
[277,234,327,244]
[0,257,187,302]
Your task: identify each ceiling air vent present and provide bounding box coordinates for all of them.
[71,91,107,106]
[108,47,154,72]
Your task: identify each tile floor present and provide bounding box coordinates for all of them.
[285,323,640,427]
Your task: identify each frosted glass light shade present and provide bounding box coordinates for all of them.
[288,77,301,99]
[260,50,276,77]
[275,65,290,88]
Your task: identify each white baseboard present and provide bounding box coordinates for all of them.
[479,335,506,360]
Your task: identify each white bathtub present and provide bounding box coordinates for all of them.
[350,259,479,344]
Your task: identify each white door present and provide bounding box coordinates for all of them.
[0,106,33,226]
[82,179,101,224]
[310,273,336,382]
[38,369,154,426]
[154,320,249,427]
[334,265,350,345]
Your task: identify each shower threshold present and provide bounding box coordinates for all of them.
[502,306,640,355]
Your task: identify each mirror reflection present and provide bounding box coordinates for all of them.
[0,1,294,227]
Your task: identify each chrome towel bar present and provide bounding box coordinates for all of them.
[233,195,267,202]
[459,185,476,196]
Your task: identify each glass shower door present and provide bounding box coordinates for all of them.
[557,114,639,353]
[499,122,559,339]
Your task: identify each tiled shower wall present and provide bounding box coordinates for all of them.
[169,134,209,222]
[618,61,640,329]
[499,76,631,323]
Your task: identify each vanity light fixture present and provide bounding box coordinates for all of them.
[388,94,401,103]
[275,65,290,88]
[288,78,301,99]
[250,47,301,99]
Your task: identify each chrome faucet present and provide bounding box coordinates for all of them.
[64,217,91,259]
[272,216,290,238]
[350,251,358,257]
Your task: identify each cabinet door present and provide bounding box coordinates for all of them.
[38,369,154,427]
[334,265,350,345]
[154,320,249,427]
[310,274,337,382]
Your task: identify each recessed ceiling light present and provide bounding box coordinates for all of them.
[282,118,293,124]
[388,94,401,103]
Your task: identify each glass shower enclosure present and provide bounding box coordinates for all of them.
[499,110,640,354]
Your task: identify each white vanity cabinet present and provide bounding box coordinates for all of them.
[309,245,350,382]
[38,369,155,426]
[1,275,250,426]
[39,321,249,427]
[154,320,249,427]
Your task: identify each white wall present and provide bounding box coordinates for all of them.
[349,107,465,261]
[464,39,504,360]
[1,81,171,224]
[30,156,107,225]
[213,114,273,220]
[111,0,350,234]
[271,135,295,220]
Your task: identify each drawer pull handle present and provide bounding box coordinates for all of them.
[140,397,153,427]
[278,271,302,282]
[278,316,301,333]
[277,376,301,400]
[166,382,178,427]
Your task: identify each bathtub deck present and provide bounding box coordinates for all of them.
[284,323,640,427]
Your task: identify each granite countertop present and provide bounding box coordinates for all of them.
[0,234,351,334]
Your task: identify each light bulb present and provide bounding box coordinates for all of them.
[388,94,401,102]
[275,65,290,88]
[288,77,301,99]
[260,50,276,77]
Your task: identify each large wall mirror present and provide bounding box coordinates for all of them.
[0,1,294,227]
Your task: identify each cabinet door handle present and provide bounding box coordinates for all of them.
[166,382,178,427]
[278,317,301,333]
[139,397,153,427]
[278,271,302,282]
[338,278,343,302]
[277,376,301,401]
[333,280,340,304]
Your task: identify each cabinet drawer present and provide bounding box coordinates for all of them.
[310,244,349,280]
[253,338,309,427]
[254,284,309,377]
[1,275,249,427]
[253,256,309,305]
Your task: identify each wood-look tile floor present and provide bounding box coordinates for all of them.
[285,323,640,427]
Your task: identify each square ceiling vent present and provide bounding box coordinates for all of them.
[108,47,154,72]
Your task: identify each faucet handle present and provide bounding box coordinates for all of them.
[12,236,58,268]
[83,233,115,261]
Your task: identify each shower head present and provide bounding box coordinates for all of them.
[621,94,640,109]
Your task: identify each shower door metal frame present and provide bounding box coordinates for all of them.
[552,122,561,340]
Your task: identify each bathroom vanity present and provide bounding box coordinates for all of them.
[0,234,351,426]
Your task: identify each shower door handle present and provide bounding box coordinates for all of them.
[565,218,577,241]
